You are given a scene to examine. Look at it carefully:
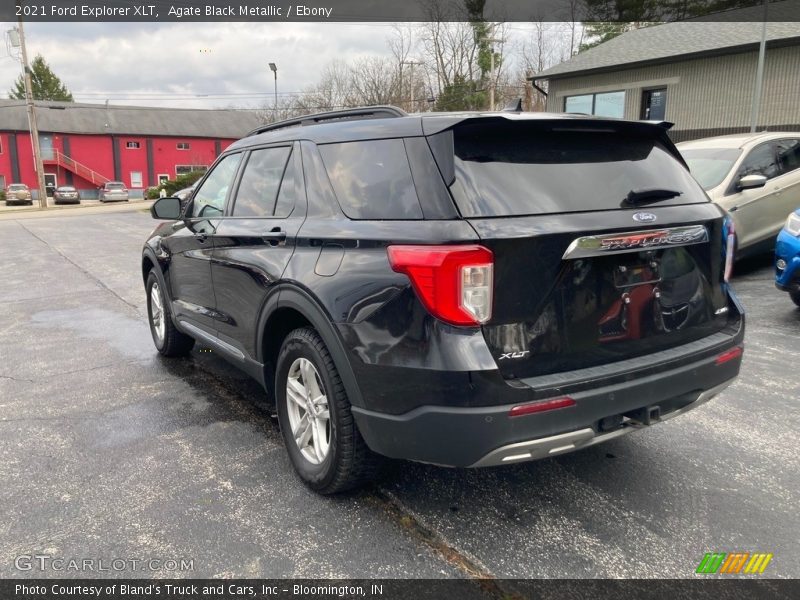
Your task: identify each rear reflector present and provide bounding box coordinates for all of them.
[715,346,743,366]
[387,245,493,326]
[509,397,576,417]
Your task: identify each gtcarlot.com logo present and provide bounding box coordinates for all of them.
[15,554,194,572]
[696,552,773,574]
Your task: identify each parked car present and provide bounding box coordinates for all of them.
[677,132,800,258]
[53,185,81,205]
[5,183,33,206]
[775,209,800,307]
[99,181,129,202]
[143,106,744,494]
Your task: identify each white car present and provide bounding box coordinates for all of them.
[678,132,800,258]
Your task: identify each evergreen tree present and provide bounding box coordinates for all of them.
[9,54,74,101]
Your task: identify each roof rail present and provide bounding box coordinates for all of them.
[247,105,408,137]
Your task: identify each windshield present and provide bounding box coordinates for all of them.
[680,147,741,190]
[450,124,707,217]
[58,187,76,191]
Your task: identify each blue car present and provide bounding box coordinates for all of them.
[775,209,800,307]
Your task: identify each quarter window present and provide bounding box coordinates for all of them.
[318,139,423,220]
[232,147,291,217]
[191,153,242,218]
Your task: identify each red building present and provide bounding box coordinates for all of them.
[0,100,263,198]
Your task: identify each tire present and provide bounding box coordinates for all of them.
[790,290,800,308]
[145,270,194,356]
[276,327,379,494]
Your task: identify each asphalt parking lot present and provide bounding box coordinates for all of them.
[1,207,798,581]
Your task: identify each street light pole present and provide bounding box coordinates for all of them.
[17,14,47,209]
[268,62,278,119]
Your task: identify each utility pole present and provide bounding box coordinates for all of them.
[17,13,48,209]
[485,38,502,111]
[749,0,769,133]
[401,60,422,112]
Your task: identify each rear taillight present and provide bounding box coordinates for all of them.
[723,216,736,283]
[387,245,493,326]
[715,346,743,365]
[509,397,576,417]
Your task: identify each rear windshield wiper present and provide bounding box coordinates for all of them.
[623,188,682,206]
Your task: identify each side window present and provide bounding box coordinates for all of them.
[776,139,800,175]
[232,147,291,217]
[318,139,423,220]
[273,152,297,218]
[738,143,779,181]
[191,153,242,218]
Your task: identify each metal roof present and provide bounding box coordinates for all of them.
[0,99,263,138]
[535,13,800,81]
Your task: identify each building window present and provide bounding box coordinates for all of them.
[0,175,5,190]
[126,141,141,149]
[177,142,191,150]
[157,174,169,186]
[130,172,143,188]
[565,91,625,118]
[0,137,3,154]
[176,165,208,176]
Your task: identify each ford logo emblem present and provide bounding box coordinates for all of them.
[632,212,657,223]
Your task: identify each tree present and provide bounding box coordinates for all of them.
[9,54,74,101]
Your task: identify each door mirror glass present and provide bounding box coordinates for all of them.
[737,174,767,190]
[150,196,182,220]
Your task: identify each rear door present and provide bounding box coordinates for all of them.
[436,118,735,379]
[210,142,305,359]
[774,138,800,226]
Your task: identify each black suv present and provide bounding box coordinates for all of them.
[143,106,744,494]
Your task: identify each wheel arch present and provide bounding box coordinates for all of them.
[258,285,365,409]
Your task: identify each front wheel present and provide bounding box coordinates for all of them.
[790,289,800,308]
[146,270,194,356]
[275,327,379,494]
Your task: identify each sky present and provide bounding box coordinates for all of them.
[0,21,541,111]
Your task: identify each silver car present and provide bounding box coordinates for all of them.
[99,181,129,203]
[678,132,800,258]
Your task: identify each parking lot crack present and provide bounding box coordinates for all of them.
[370,489,524,599]
[15,221,142,315]
[0,375,34,383]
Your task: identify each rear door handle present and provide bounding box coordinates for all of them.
[263,227,287,245]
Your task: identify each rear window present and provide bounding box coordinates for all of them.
[8,184,26,190]
[106,183,125,190]
[318,139,423,220]
[450,124,708,217]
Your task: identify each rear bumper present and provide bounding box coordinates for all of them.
[352,336,743,468]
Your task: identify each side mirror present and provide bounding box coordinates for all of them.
[737,174,767,190]
[150,196,182,220]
